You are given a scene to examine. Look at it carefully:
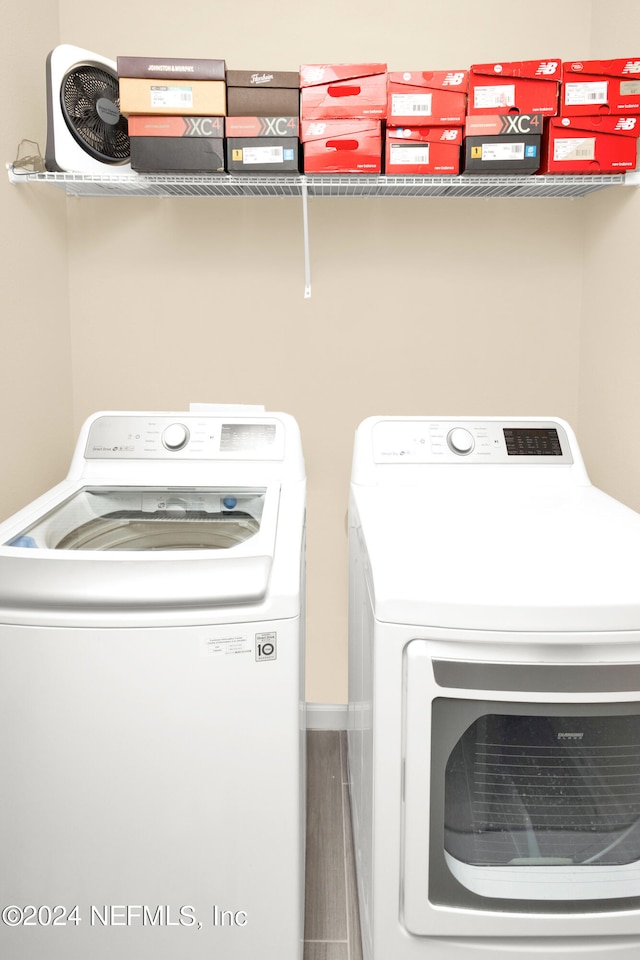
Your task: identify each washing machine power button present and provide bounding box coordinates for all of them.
[447,427,474,455]
[162,423,190,451]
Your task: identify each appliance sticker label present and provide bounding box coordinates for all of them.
[389,143,430,165]
[391,93,433,117]
[482,142,525,161]
[620,80,640,96]
[553,137,596,161]
[201,634,252,657]
[255,632,277,661]
[473,84,515,109]
[242,146,284,165]
[150,85,194,108]
[564,80,608,105]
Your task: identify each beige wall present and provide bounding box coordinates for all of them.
[0,2,73,517]
[579,1,640,509]
[2,1,638,702]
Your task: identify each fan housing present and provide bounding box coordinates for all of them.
[46,44,131,174]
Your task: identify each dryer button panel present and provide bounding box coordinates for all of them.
[372,420,573,464]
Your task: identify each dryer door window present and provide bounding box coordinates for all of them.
[444,711,640,872]
[430,699,640,908]
[5,486,267,551]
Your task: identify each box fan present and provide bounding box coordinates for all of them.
[45,44,131,174]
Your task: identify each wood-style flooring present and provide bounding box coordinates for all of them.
[304,731,363,960]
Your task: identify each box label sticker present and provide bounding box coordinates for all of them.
[242,146,284,165]
[564,80,608,106]
[391,93,433,117]
[389,143,430,165]
[473,84,515,109]
[202,634,252,657]
[553,137,596,162]
[150,85,194,108]
[482,142,525,161]
[256,632,277,661]
[620,80,640,96]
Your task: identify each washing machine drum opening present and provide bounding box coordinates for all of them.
[444,713,640,869]
[55,511,260,551]
[6,486,267,551]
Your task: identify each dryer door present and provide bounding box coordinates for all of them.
[402,639,640,938]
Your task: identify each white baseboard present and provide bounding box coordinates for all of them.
[305,702,348,730]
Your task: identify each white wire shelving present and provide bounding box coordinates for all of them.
[7,166,637,198]
[7,166,639,295]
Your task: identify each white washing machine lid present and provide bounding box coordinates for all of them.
[5,485,267,552]
[0,410,306,623]
[353,481,640,632]
[0,482,281,613]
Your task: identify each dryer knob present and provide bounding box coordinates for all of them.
[162,423,190,451]
[447,427,474,455]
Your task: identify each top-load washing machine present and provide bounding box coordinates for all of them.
[348,416,640,960]
[0,408,306,960]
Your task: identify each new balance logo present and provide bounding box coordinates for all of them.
[442,72,466,86]
[301,67,325,84]
[536,61,559,76]
[623,61,640,74]
[615,117,637,130]
[440,129,459,141]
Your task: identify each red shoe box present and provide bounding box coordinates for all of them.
[540,115,639,173]
[562,58,640,116]
[468,59,561,116]
[301,119,382,173]
[387,71,468,126]
[300,63,387,119]
[385,126,462,174]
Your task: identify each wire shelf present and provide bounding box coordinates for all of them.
[6,166,632,199]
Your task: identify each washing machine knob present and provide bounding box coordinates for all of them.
[162,423,190,451]
[447,427,474,455]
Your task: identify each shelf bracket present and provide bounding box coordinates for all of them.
[301,177,311,299]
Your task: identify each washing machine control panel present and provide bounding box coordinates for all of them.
[84,416,285,460]
[372,420,573,464]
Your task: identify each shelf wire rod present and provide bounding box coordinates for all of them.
[301,177,311,299]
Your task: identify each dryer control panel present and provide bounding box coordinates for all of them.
[84,415,286,461]
[371,419,574,464]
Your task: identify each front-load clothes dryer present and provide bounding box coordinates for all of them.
[348,416,640,960]
[0,409,306,960]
